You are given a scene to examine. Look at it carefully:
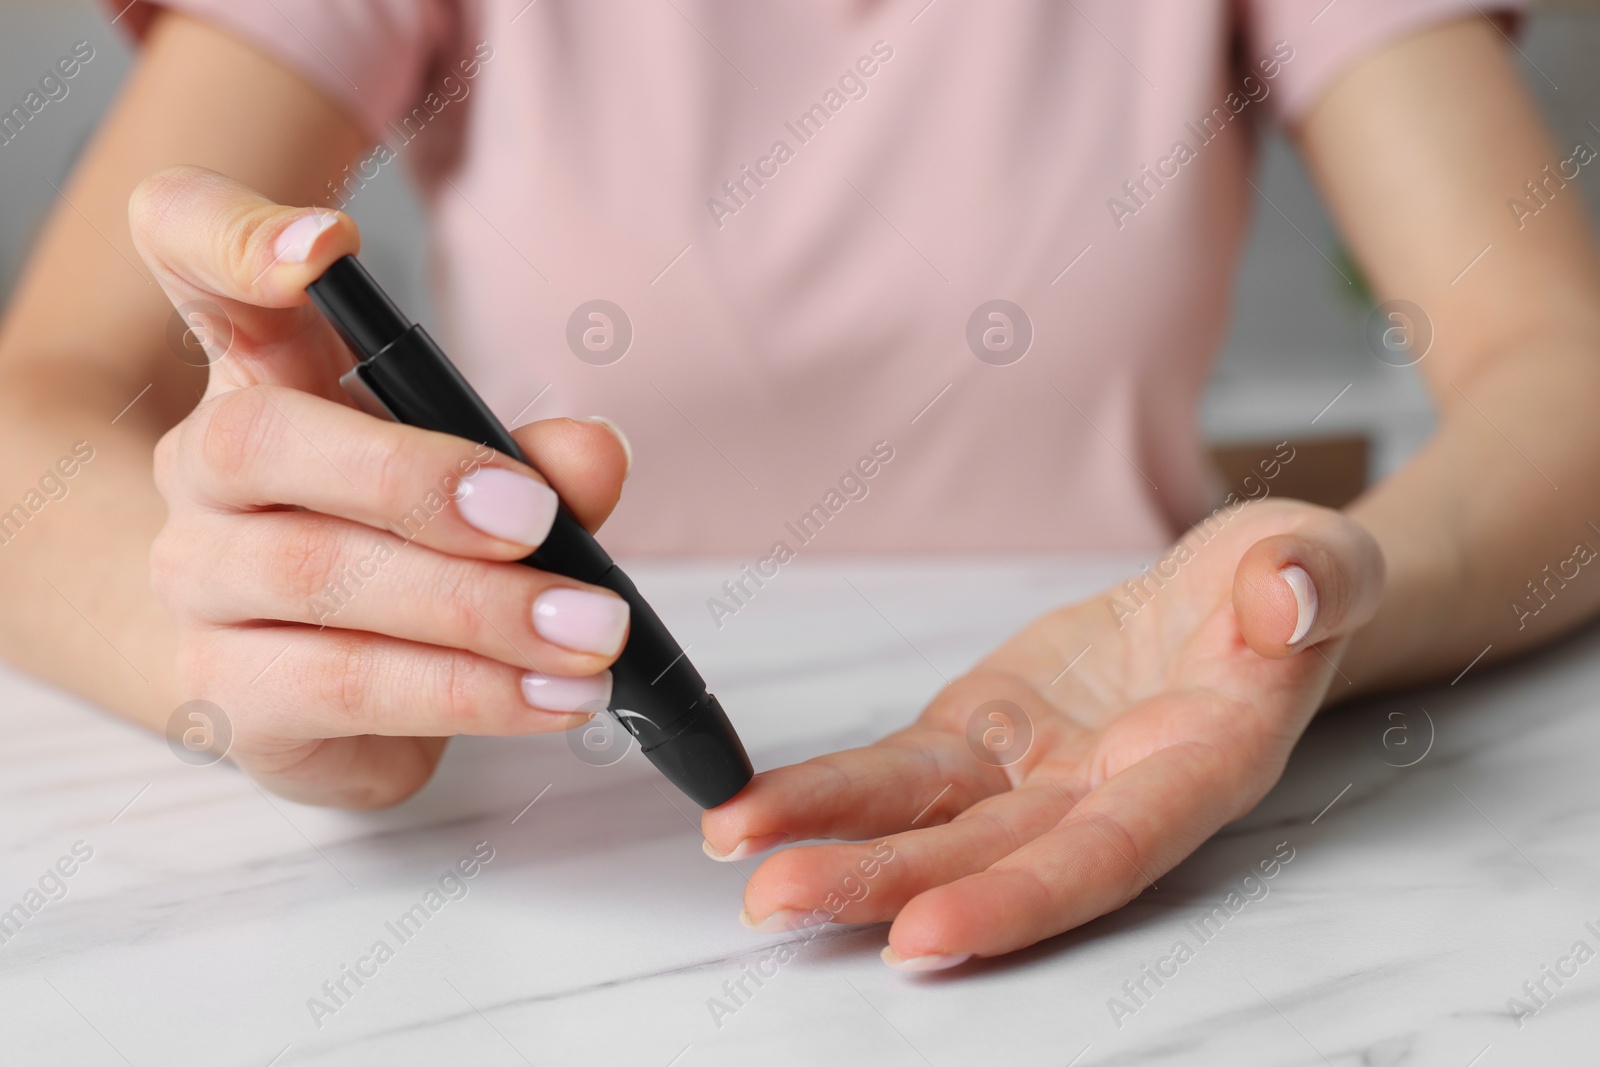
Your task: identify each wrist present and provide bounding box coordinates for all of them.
[1334,495,1462,699]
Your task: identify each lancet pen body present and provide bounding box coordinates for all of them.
[307,255,753,809]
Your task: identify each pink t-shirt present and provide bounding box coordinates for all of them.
[114,0,1517,556]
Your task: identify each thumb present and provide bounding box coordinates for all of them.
[128,165,360,397]
[1232,508,1386,657]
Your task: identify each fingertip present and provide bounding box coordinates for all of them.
[701,772,779,851]
[1234,517,1384,656]
[881,946,971,973]
[509,418,628,533]
[579,416,632,479]
[519,670,613,716]
[741,906,826,933]
[887,884,976,960]
[127,165,361,306]
[1234,536,1315,657]
[258,208,360,300]
[273,211,339,264]
[892,864,1066,962]
[702,831,791,862]
[455,464,561,548]
[889,902,960,959]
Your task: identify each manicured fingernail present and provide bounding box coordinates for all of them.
[455,467,559,546]
[273,212,338,264]
[521,670,612,713]
[581,416,632,478]
[532,587,629,655]
[702,832,791,862]
[740,907,826,933]
[1280,564,1317,646]
[881,947,971,972]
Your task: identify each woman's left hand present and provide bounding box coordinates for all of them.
[702,498,1385,969]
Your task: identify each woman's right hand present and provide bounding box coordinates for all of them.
[131,166,633,808]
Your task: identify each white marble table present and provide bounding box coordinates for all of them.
[2,558,1596,1066]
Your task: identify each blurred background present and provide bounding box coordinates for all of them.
[2,0,1597,509]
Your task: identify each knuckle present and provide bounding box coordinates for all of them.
[964,805,1025,857]
[192,387,275,487]
[372,438,488,541]
[434,651,488,730]
[217,205,278,289]
[327,634,382,727]
[428,565,495,653]
[361,434,433,523]
[272,520,347,606]
[1084,811,1148,903]
[151,426,182,499]
[148,525,188,605]
[148,511,218,614]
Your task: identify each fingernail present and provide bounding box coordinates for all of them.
[532,587,629,655]
[702,832,791,862]
[581,416,633,478]
[521,670,612,713]
[740,907,827,933]
[273,212,338,264]
[1280,564,1317,646]
[455,467,559,546]
[881,947,971,972]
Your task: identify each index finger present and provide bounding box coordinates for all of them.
[173,384,562,561]
[702,728,1009,859]
[702,672,1053,856]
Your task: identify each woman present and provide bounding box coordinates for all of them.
[0,0,1595,972]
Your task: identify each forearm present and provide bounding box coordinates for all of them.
[0,363,181,730]
[1287,17,1600,699]
[1341,334,1600,697]
[0,8,369,731]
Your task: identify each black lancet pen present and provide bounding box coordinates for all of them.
[307,255,753,809]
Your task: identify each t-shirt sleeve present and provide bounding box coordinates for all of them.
[1242,0,1529,126]
[102,0,462,142]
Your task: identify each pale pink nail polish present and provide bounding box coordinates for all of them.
[1279,564,1317,646]
[273,212,338,264]
[881,947,971,972]
[532,587,629,655]
[455,468,559,546]
[521,670,612,713]
[740,907,827,933]
[702,832,791,862]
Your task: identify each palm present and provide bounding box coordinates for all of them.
[986,500,1335,791]
[705,500,1360,962]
